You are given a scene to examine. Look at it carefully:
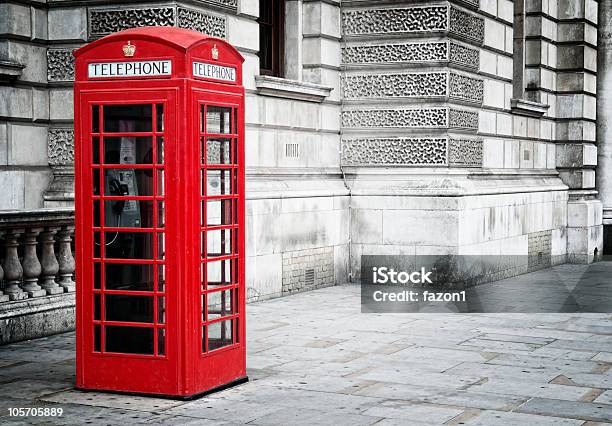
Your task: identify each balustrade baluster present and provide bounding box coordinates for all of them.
[2,228,27,301]
[0,232,9,302]
[21,227,46,297]
[57,226,75,292]
[39,227,64,295]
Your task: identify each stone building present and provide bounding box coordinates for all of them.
[0,0,610,342]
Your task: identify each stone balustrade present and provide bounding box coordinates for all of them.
[0,209,75,303]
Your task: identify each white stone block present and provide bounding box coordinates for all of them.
[496,113,512,135]
[479,111,496,134]
[482,138,504,168]
[498,0,513,22]
[484,79,505,109]
[246,253,283,300]
[546,143,556,169]
[484,18,505,50]
[382,210,458,246]
[533,142,547,168]
[8,124,48,166]
[497,55,513,80]
[513,116,527,137]
[480,0,497,16]
[0,171,25,209]
[49,88,73,121]
[551,228,567,256]
[48,8,86,41]
[504,139,520,168]
[24,170,52,209]
[479,50,497,75]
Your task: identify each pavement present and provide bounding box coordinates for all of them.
[0,263,611,425]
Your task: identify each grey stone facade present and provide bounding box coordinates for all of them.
[0,0,609,304]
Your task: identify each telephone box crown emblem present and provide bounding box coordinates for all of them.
[122,41,136,57]
[212,44,219,60]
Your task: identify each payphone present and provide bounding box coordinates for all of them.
[74,27,246,398]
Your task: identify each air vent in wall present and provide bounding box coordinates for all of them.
[285,143,299,158]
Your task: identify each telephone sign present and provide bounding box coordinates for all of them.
[74,27,246,398]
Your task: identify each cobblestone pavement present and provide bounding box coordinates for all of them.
[0,264,611,425]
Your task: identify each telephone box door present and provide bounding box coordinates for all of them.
[77,89,181,394]
[193,89,246,390]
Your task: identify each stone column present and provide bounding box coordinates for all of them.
[56,226,76,292]
[39,227,64,295]
[21,227,46,297]
[2,229,27,301]
[597,0,612,253]
[43,129,75,208]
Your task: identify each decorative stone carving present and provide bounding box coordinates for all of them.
[450,42,480,69]
[449,108,479,129]
[90,7,176,36]
[449,139,483,167]
[342,108,448,128]
[453,0,479,9]
[48,129,74,166]
[203,0,237,9]
[342,42,448,65]
[343,72,447,99]
[449,73,484,103]
[342,6,448,36]
[449,6,484,43]
[177,7,226,38]
[47,49,75,82]
[342,138,448,166]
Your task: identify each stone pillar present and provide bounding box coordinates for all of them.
[56,226,76,292]
[597,0,612,254]
[2,229,27,301]
[21,227,46,297]
[44,129,75,208]
[39,227,64,295]
[284,0,303,81]
[556,0,603,262]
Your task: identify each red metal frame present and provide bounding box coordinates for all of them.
[74,27,246,398]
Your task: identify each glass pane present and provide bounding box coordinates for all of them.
[204,138,231,164]
[94,232,101,258]
[104,232,154,260]
[158,328,165,356]
[206,229,233,257]
[158,297,166,324]
[208,319,233,351]
[104,263,154,291]
[206,170,233,196]
[156,104,164,132]
[156,137,164,164]
[206,106,231,134]
[157,170,164,196]
[157,201,165,228]
[92,137,100,164]
[93,200,100,227]
[207,289,234,320]
[93,170,100,196]
[92,105,100,133]
[94,294,101,320]
[94,324,101,352]
[103,200,153,229]
[103,137,153,164]
[105,326,153,355]
[105,294,154,323]
[103,169,153,197]
[206,259,235,289]
[206,199,234,226]
[157,233,165,260]
[202,326,207,352]
[94,262,101,289]
[157,264,165,292]
[103,104,152,133]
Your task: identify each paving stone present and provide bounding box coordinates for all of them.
[360,400,464,423]
[592,352,612,363]
[486,353,607,374]
[354,366,483,389]
[593,390,612,405]
[445,362,563,383]
[0,379,70,399]
[40,389,187,412]
[250,407,381,426]
[545,339,612,353]
[460,338,543,352]
[518,397,612,422]
[469,377,593,401]
[163,399,286,423]
[531,347,599,360]
[462,409,583,425]
[553,373,612,388]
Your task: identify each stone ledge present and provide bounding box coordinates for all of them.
[511,98,550,117]
[0,60,25,82]
[255,76,333,103]
[0,293,75,345]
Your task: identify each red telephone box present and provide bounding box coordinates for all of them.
[73,27,246,398]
